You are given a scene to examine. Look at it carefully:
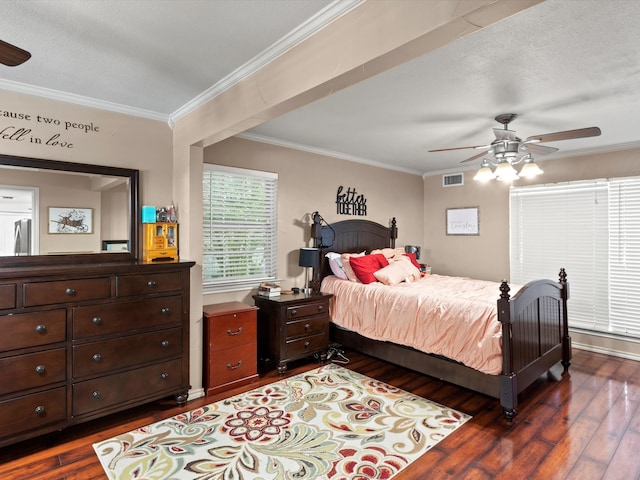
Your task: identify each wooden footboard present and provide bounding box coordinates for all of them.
[497,268,571,420]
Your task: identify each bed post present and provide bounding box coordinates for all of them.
[498,280,517,421]
[390,217,397,248]
[559,268,572,371]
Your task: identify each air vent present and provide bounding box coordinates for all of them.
[443,173,464,187]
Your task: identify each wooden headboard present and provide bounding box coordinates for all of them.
[310,213,397,289]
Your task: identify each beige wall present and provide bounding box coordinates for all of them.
[201,137,424,307]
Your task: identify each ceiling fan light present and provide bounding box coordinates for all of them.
[495,161,519,182]
[519,159,544,178]
[474,166,495,182]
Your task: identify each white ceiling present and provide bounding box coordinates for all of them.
[2,0,640,176]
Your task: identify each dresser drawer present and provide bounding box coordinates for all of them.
[116,272,183,297]
[286,316,328,339]
[286,301,328,320]
[72,295,182,339]
[285,331,328,359]
[207,343,257,387]
[73,358,183,416]
[23,277,111,307]
[0,284,16,310]
[209,310,256,351]
[73,327,182,378]
[0,349,66,395]
[0,309,66,351]
[0,387,66,439]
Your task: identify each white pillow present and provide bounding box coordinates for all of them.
[325,252,348,280]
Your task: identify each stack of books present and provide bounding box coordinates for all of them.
[258,282,281,297]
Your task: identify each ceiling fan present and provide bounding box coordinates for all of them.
[429,114,601,180]
[0,39,31,67]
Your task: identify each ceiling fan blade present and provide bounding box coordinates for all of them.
[525,126,601,144]
[429,144,490,153]
[460,150,490,163]
[0,39,31,67]
[520,143,559,155]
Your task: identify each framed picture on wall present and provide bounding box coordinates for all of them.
[446,207,479,235]
[48,207,93,234]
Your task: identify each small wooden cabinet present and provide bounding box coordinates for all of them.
[143,222,178,263]
[253,293,332,374]
[203,302,258,396]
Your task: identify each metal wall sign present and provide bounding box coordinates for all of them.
[336,186,367,216]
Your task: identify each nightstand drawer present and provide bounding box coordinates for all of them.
[207,343,257,387]
[210,310,257,351]
[286,316,328,339]
[285,331,327,358]
[286,301,327,320]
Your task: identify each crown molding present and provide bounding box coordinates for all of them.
[0,78,169,122]
[168,0,364,126]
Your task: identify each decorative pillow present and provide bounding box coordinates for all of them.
[402,252,421,270]
[325,252,348,280]
[341,252,366,282]
[374,256,421,286]
[348,253,389,284]
[370,247,405,259]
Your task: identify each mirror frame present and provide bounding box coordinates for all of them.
[0,153,139,268]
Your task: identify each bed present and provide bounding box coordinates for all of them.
[311,214,571,421]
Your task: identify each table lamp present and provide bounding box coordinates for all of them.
[298,247,319,294]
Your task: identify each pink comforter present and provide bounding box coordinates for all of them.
[321,274,518,375]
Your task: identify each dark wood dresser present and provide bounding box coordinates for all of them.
[203,302,258,396]
[0,260,194,448]
[253,293,332,374]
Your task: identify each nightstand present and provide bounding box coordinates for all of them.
[253,293,332,374]
[203,302,258,396]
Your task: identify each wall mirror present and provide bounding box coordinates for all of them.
[0,153,139,267]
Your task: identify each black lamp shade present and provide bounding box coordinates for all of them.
[404,245,420,260]
[299,248,319,268]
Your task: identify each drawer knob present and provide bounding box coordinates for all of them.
[35,324,47,334]
[291,309,298,317]
[65,287,76,296]
[92,353,102,362]
[161,340,170,348]
[92,391,102,399]
[161,307,170,315]
[147,280,157,288]
[304,341,310,349]
[92,316,102,325]
[317,305,324,312]
[35,365,46,375]
[34,405,46,416]
[226,327,243,336]
[161,372,169,380]
[227,360,243,370]
[304,323,310,330]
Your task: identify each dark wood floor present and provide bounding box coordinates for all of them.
[1,348,638,480]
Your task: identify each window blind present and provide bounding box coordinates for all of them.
[510,181,610,333]
[608,178,640,337]
[202,164,277,292]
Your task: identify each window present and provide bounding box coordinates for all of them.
[510,178,640,339]
[202,164,277,292]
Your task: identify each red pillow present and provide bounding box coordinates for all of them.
[403,252,421,269]
[349,254,389,284]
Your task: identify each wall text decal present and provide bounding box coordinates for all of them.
[336,186,367,216]
[0,108,101,150]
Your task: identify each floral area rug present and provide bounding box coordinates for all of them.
[93,364,471,479]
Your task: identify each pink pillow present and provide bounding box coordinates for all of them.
[348,253,389,284]
[341,252,365,282]
[374,256,421,285]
